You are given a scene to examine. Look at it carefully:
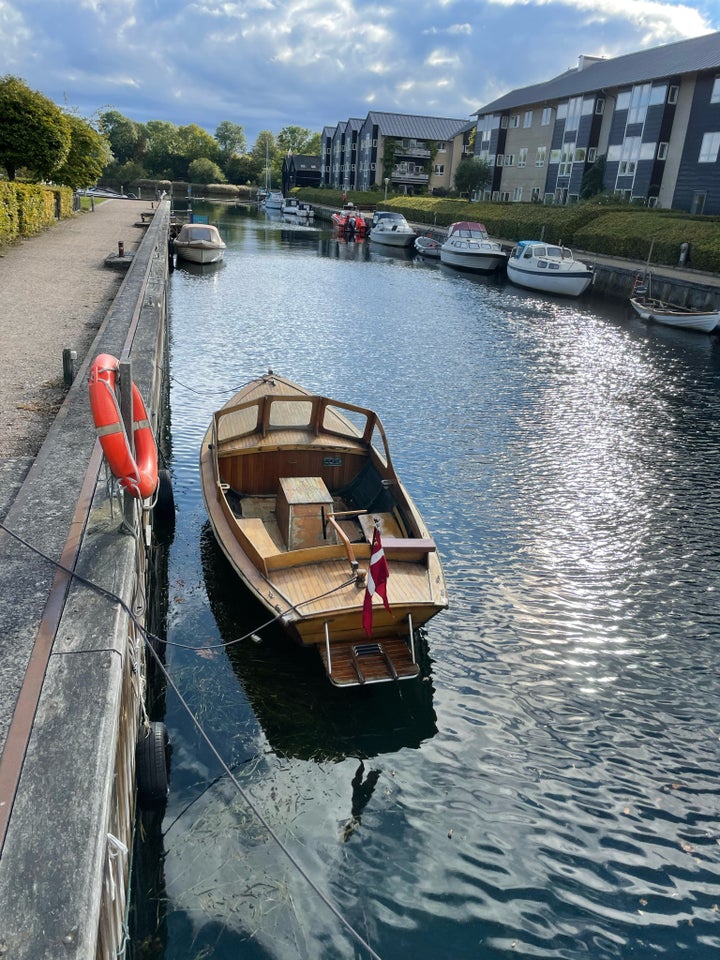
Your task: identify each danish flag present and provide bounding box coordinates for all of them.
[362,526,390,636]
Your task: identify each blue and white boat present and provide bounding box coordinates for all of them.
[507,240,593,297]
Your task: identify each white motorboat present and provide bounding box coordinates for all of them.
[440,222,507,273]
[173,223,226,265]
[264,190,284,210]
[282,197,314,219]
[507,240,594,297]
[368,212,416,248]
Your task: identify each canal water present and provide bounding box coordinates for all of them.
[131,202,720,960]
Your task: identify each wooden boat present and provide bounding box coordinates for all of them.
[200,372,448,687]
[440,221,507,273]
[331,202,367,237]
[369,213,416,248]
[173,223,226,264]
[507,240,593,297]
[629,274,720,333]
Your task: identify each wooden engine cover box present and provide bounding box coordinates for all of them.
[276,477,334,550]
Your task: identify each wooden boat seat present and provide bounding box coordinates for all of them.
[359,512,403,541]
[235,517,281,572]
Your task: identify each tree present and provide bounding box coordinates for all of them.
[276,125,315,155]
[53,113,111,189]
[188,158,226,184]
[0,75,71,181]
[580,155,606,200]
[453,157,492,198]
[144,120,181,179]
[177,124,219,163]
[98,110,146,165]
[215,120,246,158]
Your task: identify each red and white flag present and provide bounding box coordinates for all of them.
[362,527,390,636]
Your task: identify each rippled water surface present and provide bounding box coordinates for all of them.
[132,202,720,960]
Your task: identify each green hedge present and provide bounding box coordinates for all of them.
[298,188,720,271]
[0,183,74,247]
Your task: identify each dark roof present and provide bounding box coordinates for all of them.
[290,155,321,170]
[476,30,720,114]
[365,110,470,140]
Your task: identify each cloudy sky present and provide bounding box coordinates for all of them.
[1,0,718,148]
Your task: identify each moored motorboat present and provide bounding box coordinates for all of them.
[506,240,594,296]
[264,190,284,210]
[629,274,720,333]
[173,223,226,265]
[200,372,448,687]
[440,221,507,273]
[368,213,416,248]
[331,202,367,238]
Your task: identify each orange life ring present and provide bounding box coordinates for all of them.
[88,353,159,500]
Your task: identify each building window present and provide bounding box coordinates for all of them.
[523,111,533,128]
[595,98,605,115]
[513,187,523,201]
[511,115,520,127]
[492,191,500,201]
[518,148,527,167]
[505,154,514,166]
[501,192,510,201]
[558,143,575,176]
[628,84,651,125]
[668,86,679,105]
[437,141,447,152]
[496,154,504,166]
[588,147,597,163]
[618,136,641,175]
[433,163,445,175]
[531,187,541,201]
[536,146,547,166]
[574,147,586,163]
[565,96,583,132]
[712,78,720,104]
[549,149,561,164]
[501,116,509,129]
[541,107,553,125]
[657,141,668,160]
[699,131,720,162]
[616,89,631,111]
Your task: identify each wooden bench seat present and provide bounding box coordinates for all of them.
[235,517,281,572]
[359,511,403,541]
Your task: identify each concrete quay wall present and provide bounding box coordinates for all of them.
[0,202,172,960]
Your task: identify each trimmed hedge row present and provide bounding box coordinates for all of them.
[297,188,720,272]
[0,183,74,247]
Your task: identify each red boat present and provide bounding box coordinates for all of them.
[331,202,367,237]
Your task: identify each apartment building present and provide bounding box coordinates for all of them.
[473,31,720,213]
[321,111,473,194]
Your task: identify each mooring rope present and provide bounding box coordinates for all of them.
[0,520,385,960]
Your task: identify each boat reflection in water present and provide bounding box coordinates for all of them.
[201,525,438,762]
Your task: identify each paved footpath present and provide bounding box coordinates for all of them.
[0,199,149,516]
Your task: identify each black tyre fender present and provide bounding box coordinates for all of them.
[154,467,175,532]
[136,721,170,811]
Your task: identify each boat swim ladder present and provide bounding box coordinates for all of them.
[323,613,418,685]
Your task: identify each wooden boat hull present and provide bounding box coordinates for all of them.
[629,297,720,333]
[200,373,447,687]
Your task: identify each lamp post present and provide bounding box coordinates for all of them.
[384,178,389,200]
